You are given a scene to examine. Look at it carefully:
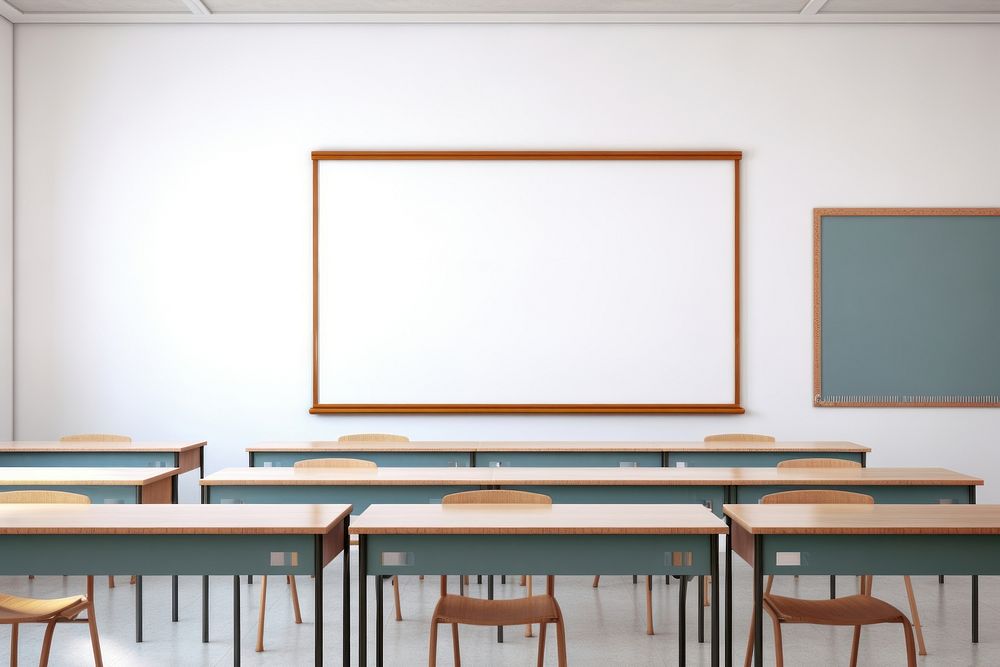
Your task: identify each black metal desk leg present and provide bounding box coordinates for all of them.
[233,575,241,667]
[172,576,179,623]
[359,535,367,666]
[135,575,143,643]
[343,517,351,667]
[753,537,763,667]
[678,576,688,666]
[376,573,384,667]
[711,535,720,667]
[698,575,705,643]
[315,535,324,667]
[830,575,836,599]
[202,576,210,643]
[973,575,979,643]
[725,527,732,667]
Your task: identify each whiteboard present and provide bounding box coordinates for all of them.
[313,152,740,413]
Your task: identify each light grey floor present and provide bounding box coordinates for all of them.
[2,553,998,665]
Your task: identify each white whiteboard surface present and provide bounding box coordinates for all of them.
[314,155,738,410]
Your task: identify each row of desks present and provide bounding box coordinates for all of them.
[2,481,998,666]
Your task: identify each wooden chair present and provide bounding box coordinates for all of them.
[0,490,103,666]
[431,490,566,667]
[59,434,133,588]
[58,434,132,443]
[703,433,776,442]
[743,488,920,666]
[337,433,409,443]
[254,457,400,652]
[769,457,927,654]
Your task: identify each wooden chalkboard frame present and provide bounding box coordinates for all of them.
[814,207,1000,408]
[311,150,744,414]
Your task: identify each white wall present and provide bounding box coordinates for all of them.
[13,23,1000,502]
[0,19,10,440]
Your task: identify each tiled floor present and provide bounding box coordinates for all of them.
[2,554,998,665]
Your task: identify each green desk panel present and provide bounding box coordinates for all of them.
[206,484,481,512]
[734,485,972,505]
[249,451,472,468]
[364,533,715,576]
[665,451,864,467]
[0,534,319,575]
[759,534,1000,576]
[476,452,662,468]
[0,451,178,468]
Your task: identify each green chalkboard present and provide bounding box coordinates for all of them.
[814,208,1000,407]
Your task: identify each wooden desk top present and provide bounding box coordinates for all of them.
[201,466,980,487]
[350,503,727,535]
[0,441,207,453]
[0,467,181,486]
[0,504,352,535]
[203,467,494,486]
[725,504,1000,535]
[248,440,870,454]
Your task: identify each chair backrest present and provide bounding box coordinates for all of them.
[59,434,132,443]
[776,457,862,469]
[761,489,874,505]
[337,433,409,443]
[442,490,552,505]
[703,433,775,442]
[293,457,377,469]
[0,490,91,504]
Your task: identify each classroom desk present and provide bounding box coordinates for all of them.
[350,503,727,667]
[0,503,350,667]
[724,504,1000,667]
[0,466,181,505]
[247,441,870,469]
[202,466,980,517]
[0,466,183,634]
[0,440,207,476]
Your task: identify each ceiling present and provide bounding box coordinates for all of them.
[2,0,999,23]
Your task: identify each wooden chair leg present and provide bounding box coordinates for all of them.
[645,575,654,635]
[592,575,600,588]
[520,575,526,587]
[289,575,302,624]
[428,620,439,667]
[536,621,548,667]
[704,576,711,607]
[38,621,57,667]
[771,615,784,667]
[451,623,461,667]
[256,575,268,652]
[525,576,533,637]
[393,576,402,622]
[903,576,927,655]
[10,623,17,667]
[555,615,568,667]
[107,576,114,589]
[743,609,755,667]
[849,626,862,667]
[87,599,104,667]
[900,616,917,667]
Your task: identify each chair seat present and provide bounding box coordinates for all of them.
[765,593,908,626]
[0,593,88,623]
[433,593,561,627]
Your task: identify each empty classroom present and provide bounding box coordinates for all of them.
[0,2,999,666]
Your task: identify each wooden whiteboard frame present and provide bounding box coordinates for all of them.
[311,150,743,414]
[814,207,1000,408]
